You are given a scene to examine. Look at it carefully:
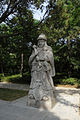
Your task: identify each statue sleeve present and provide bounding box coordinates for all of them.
[47,47,55,77]
[29,51,35,66]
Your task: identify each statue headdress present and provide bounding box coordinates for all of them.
[37,34,47,41]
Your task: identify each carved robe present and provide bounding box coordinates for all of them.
[28,45,55,101]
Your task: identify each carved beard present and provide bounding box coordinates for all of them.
[38,40,46,48]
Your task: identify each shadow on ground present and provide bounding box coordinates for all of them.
[0,99,66,120]
[54,88,80,115]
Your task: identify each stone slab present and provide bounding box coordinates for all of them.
[0,86,80,120]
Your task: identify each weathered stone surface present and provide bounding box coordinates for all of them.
[27,34,56,109]
[0,88,79,120]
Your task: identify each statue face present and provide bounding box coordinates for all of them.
[38,39,45,48]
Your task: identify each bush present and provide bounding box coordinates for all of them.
[54,77,79,85]
[0,73,31,84]
[61,78,77,85]
[0,74,4,81]
[1,74,21,83]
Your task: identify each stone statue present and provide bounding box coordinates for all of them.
[27,34,56,110]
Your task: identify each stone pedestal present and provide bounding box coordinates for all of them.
[27,90,56,110]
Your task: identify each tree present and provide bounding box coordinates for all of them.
[0,5,39,76]
[0,0,46,24]
[38,0,80,78]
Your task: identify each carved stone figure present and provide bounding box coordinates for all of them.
[27,34,56,110]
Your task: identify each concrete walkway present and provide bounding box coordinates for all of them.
[0,82,29,91]
[0,82,80,120]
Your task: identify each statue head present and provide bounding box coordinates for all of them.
[37,34,47,41]
[37,34,47,48]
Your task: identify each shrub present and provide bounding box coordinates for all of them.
[1,74,21,83]
[0,73,31,84]
[0,74,4,81]
[54,77,79,85]
[61,78,77,85]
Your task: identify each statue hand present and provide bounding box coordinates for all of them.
[33,45,37,49]
[33,45,38,55]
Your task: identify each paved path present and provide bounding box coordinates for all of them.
[0,99,60,120]
[0,82,80,120]
[0,82,29,91]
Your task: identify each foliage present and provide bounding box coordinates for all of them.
[1,74,21,82]
[0,6,39,76]
[1,73,31,84]
[0,0,80,85]
[0,0,45,23]
[54,77,80,85]
[61,78,77,85]
[38,0,80,78]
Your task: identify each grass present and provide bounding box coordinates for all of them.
[0,73,80,87]
[0,88,28,101]
[0,73,31,84]
[0,74,22,83]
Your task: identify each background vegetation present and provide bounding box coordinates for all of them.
[0,0,80,86]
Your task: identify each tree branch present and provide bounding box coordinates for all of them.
[0,0,22,23]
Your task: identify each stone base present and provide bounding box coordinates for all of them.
[27,94,56,110]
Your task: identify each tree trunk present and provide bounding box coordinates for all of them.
[1,63,4,76]
[66,38,71,78]
[20,53,24,77]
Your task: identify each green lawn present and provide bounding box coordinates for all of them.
[0,88,28,101]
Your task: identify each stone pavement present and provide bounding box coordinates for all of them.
[0,82,29,91]
[0,82,80,120]
[0,99,60,120]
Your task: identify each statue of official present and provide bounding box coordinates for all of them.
[27,34,56,110]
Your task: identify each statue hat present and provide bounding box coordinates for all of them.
[37,33,47,41]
